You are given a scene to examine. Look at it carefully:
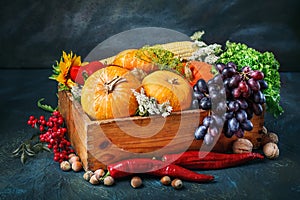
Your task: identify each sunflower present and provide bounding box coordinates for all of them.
[50,51,81,90]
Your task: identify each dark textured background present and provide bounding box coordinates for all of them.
[1,0,299,71]
[1,1,300,199]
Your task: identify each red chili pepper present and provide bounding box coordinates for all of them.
[162,151,264,170]
[107,158,214,183]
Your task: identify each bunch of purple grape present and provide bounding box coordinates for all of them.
[218,62,267,138]
[193,75,226,144]
[193,62,268,144]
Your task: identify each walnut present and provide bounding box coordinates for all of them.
[232,138,253,153]
[261,132,279,146]
[263,142,279,159]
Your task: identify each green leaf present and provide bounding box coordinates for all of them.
[21,152,27,164]
[42,145,51,152]
[37,98,57,113]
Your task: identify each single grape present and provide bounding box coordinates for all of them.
[234,128,244,138]
[236,109,248,123]
[193,91,205,101]
[204,133,214,145]
[250,70,264,80]
[211,114,225,127]
[252,103,263,115]
[193,84,199,92]
[253,91,265,104]
[194,125,207,140]
[242,87,252,98]
[224,122,234,138]
[241,66,251,73]
[228,101,239,112]
[258,79,268,90]
[226,62,237,70]
[208,126,219,137]
[247,78,260,91]
[199,97,212,110]
[229,74,241,88]
[202,116,212,127]
[240,120,253,131]
[223,78,231,88]
[196,79,208,93]
[238,81,249,93]
[225,111,234,120]
[245,107,254,120]
[232,88,241,98]
[224,129,234,138]
[236,99,248,109]
[214,101,226,114]
[228,118,239,133]
[191,99,199,109]
[222,67,236,78]
[215,63,226,73]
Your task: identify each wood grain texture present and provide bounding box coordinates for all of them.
[58,90,264,171]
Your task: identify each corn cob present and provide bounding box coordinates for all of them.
[159,41,197,60]
[100,41,198,64]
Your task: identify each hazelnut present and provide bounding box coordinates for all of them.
[72,161,83,172]
[171,178,183,190]
[261,132,279,146]
[103,176,115,186]
[232,138,253,153]
[261,126,268,134]
[263,142,279,159]
[60,161,71,171]
[69,156,80,164]
[89,174,100,185]
[68,153,76,159]
[94,169,106,180]
[131,176,142,188]
[83,171,94,181]
[160,176,171,185]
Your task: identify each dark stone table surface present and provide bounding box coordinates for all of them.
[1,28,300,200]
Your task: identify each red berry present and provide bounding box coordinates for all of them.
[29,116,35,121]
[47,121,53,127]
[39,115,45,121]
[57,119,64,125]
[61,128,67,133]
[48,144,53,149]
[52,111,59,116]
[54,156,60,162]
[39,125,44,132]
[49,138,55,144]
[27,120,32,125]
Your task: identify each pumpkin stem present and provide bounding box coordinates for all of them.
[168,78,179,85]
[104,76,127,94]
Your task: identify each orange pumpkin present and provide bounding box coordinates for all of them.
[81,66,141,120]
[184,61,214,86]
[112,49,158,73]
[142,70,192,112]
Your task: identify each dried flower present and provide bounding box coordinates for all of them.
[71,84,82,102]
[131,88,172,117]
[190,31,205,41]
[189,31,222,65]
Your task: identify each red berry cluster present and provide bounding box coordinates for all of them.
[27,111,74,163]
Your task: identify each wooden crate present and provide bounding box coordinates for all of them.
[58,90,264,171]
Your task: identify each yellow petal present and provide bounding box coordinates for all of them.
[73,55,82,66]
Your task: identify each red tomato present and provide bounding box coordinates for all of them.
[70,61,106,85]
